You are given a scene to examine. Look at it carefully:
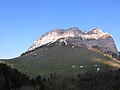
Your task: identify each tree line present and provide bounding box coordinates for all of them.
[0,63,120,90]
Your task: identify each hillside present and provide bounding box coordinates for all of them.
[1,63,120,90]
[5,42,120,77]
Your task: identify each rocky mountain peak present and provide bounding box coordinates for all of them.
[87,28,102,34]
[66,27,84,35]
[27,27,118,56]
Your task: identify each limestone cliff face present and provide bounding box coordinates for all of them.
[28,27,118,55]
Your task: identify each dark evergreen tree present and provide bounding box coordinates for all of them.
[36,75,42,85]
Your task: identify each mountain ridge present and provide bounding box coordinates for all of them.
[27,27,118,56]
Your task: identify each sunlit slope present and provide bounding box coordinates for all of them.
[5,44,120,77]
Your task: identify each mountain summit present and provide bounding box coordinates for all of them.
[5,27,120,77]
[28,27,118,56]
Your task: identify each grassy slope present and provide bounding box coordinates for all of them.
[4,44,120,77]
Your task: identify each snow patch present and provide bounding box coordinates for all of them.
[97,68,100,72]
[60,39,68,45]
[94,65,98,67]
[33,53,37,56]
[72,45,75,48]
[80,66,83,68]
[72,65,75,68]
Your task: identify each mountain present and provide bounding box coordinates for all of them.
[4,27,120,77]
[27,27,118,56]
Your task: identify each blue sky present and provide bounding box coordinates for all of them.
[0,0,120,59]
